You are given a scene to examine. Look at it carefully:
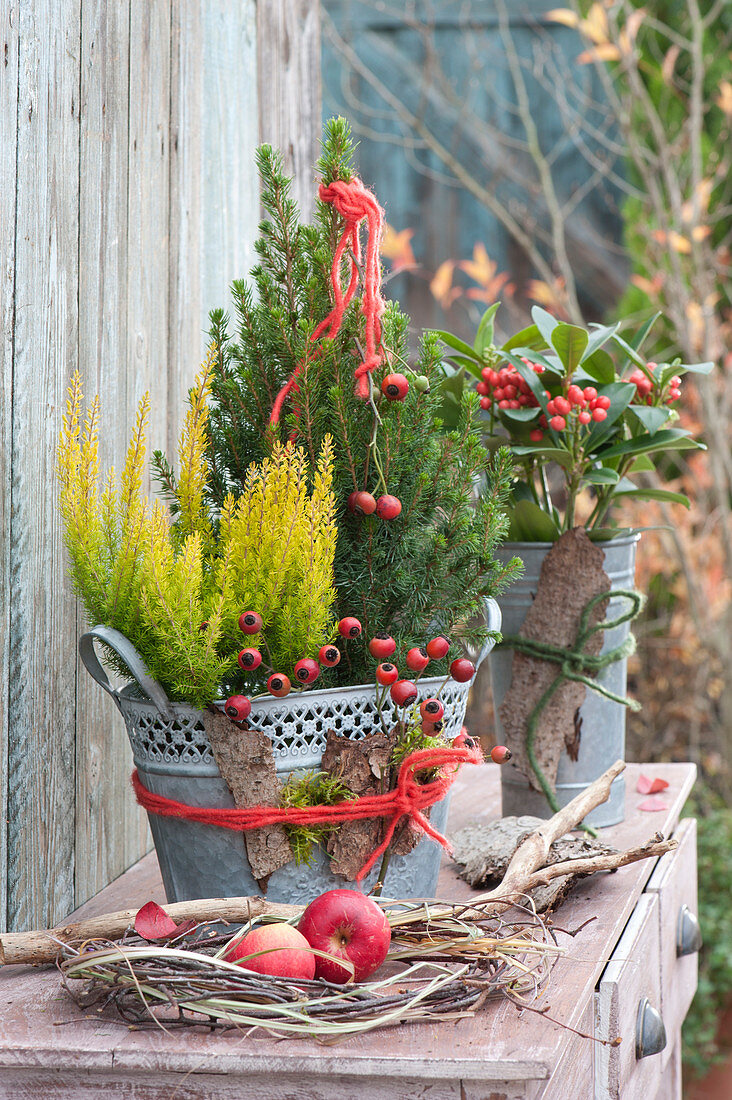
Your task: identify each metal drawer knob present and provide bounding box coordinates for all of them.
[677,904,703,957]
[636,997,667,1059]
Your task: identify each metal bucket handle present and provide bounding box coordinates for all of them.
[78,625,174,720]
[477,597,502,670]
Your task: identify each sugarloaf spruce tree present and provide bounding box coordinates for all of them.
[155,119,518,687]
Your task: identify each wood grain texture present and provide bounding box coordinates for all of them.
[127,0,171,454]
[646,817,699,1050]
[258,0,321,218]
[652,1030,682,1100]
[536,1002,594,1099]
[7,0,81,932]
[594,893,664,1100]
[169,0,259,423]
[0,1069,461,1100]
[74,0,146,912]
[0,0,20,935]
[1,0,322,932]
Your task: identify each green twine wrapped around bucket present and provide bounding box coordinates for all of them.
[498,588,645,822]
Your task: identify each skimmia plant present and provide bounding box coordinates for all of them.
[437,304,711,540]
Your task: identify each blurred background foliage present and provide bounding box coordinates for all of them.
[321,0,732,1080]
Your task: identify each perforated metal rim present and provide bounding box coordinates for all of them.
[120,677,471,777]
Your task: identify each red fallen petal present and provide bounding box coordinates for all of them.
[637,774,670,795]
[638,797,670,812]
[134,900,179,940]
[168,918,199,941]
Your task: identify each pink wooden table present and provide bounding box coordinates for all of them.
[0,762,697,1100]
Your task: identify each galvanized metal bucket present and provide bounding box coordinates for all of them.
[79,600,501,904]
[490,536,639,828]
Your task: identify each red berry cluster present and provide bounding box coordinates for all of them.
[225,614,364,718]
[533,385,611,439]
[475,358,544,412]
[347,490,402,520]
[225,616,479,741]
[452,727,512,765]
[628,363,682,406]
[366,631,477,735]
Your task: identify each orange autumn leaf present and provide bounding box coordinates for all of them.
[578,43,622,64]
[653,228,692,254]
[458,242,495,286]
[380,223,417,272]
[662,44,681,84]
[545,8,580,29]
[429,260,457,308]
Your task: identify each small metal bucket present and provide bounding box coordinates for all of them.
[489,536,639,827]
[80,601,501,904]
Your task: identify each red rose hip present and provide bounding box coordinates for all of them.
[267,673,291,697]
[237,647,262,671]
[390,679,418,707]
[318,645,341,667]
[490,745,513,764]
[294,658,320,684]
[368,633,396,659]
[338,617,362,638]
[348,490,377,516]
[406,646,429,672]
[375,494,402,520]
[450,657,476,682]
[426,635,450,660]
[420,698,444,721]
[238,611,263,634]
[381,373,409,401]
[224,695,251,721]
[376,662,399,686]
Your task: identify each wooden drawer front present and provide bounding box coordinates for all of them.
[646,817,699,1042]
[652,1032,682,1100]
[595,893,665,1100]
[536,1002,594,1099]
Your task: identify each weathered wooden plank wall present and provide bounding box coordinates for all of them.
[0,0,20,941]
[0,0,321,933]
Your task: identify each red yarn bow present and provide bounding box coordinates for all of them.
[132,740,482,882]
[269,176,386,425]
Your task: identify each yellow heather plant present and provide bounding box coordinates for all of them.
[57,354,338,708]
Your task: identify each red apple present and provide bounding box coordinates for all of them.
[298,889,391,984]
[225,922,315,980]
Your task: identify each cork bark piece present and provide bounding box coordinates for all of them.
[498,527,611,794]
[202,711,293,885]
[321,730,395,880]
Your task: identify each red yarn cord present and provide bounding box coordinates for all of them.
[269,177,386,426]
[132,742,482,882]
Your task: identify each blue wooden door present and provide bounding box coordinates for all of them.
[322,0,628,334]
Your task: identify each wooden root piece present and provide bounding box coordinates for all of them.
[203,711,293,885]
[465,760,677,916]
[1,760,676,968]
[451,817,618,911]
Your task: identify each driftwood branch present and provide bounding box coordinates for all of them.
[0,759,674,967]
[424,759,676,921]
[0,898,301,968]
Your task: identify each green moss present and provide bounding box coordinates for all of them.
[280,770,356,865]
